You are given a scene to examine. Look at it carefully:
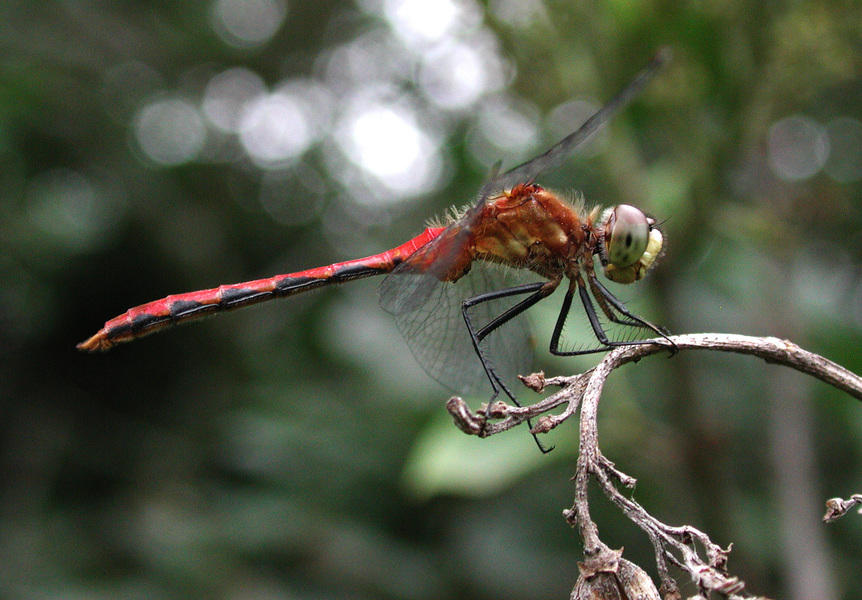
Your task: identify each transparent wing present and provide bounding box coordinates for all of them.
[377,50,672,392]
[487,48,671,193]
[379,263,535,399]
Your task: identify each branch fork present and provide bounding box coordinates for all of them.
[445,333,862,599]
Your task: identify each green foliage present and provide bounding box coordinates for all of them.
[1,1,860,598]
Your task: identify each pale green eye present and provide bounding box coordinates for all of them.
[606,204,650,268]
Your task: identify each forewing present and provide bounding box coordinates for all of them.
[379,263,535,399]
[487,49,671,193]
[377,223,471,317]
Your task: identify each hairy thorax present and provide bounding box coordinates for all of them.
[471,183,589,280]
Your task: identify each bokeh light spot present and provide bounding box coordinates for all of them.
[420,40,500,109]
[210,0,287,48]
[335,101,440,199]
[134,98,206,166]
[238,92,311,168]
[26,169,124,250]
[383,0,463,45]
[351,107,421,177]
[488,0,546,27]
[468,97,539,170]
[767,114,829,181]
[203,68,267,133]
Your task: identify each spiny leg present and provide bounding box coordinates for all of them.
[548,279,596,355]
[588,274,676,353]
[550,275,664,357]
[584,249,648,329]
[462,281,556,398]
[581,249,668,340]
[462,279,560,452]
[587,277,644,328]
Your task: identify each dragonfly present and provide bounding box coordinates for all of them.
[79,49,673,414]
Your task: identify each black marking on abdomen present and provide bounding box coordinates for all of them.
[105,321,135,340]
[130,313,170,334]
[275,276,326,296]
[330,263,390,283]
[219,287,272,308]
[170,299,210,319]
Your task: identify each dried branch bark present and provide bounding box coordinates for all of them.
[823,495,862,523]
[446,333,862,600]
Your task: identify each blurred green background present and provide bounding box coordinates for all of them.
[2,1,861,598]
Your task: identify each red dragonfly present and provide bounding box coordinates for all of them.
[79,50,672,407]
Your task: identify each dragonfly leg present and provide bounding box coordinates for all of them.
[462,281,552,398]
[588,274,676,354]
[549,278,611,356]
[589,275,658,331]
[548,280,592,354]
[550,274,670,357]
[473,282,559,343]
[462,279,560,452]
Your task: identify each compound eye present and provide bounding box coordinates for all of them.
[606,204,650,268]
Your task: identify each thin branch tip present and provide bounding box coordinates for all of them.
[441,334,860,598]
[823,495,862,523]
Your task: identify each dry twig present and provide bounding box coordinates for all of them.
[823,495,862,523]
[446,333,862,599]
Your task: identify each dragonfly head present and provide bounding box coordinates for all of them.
[600,204,663,284]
